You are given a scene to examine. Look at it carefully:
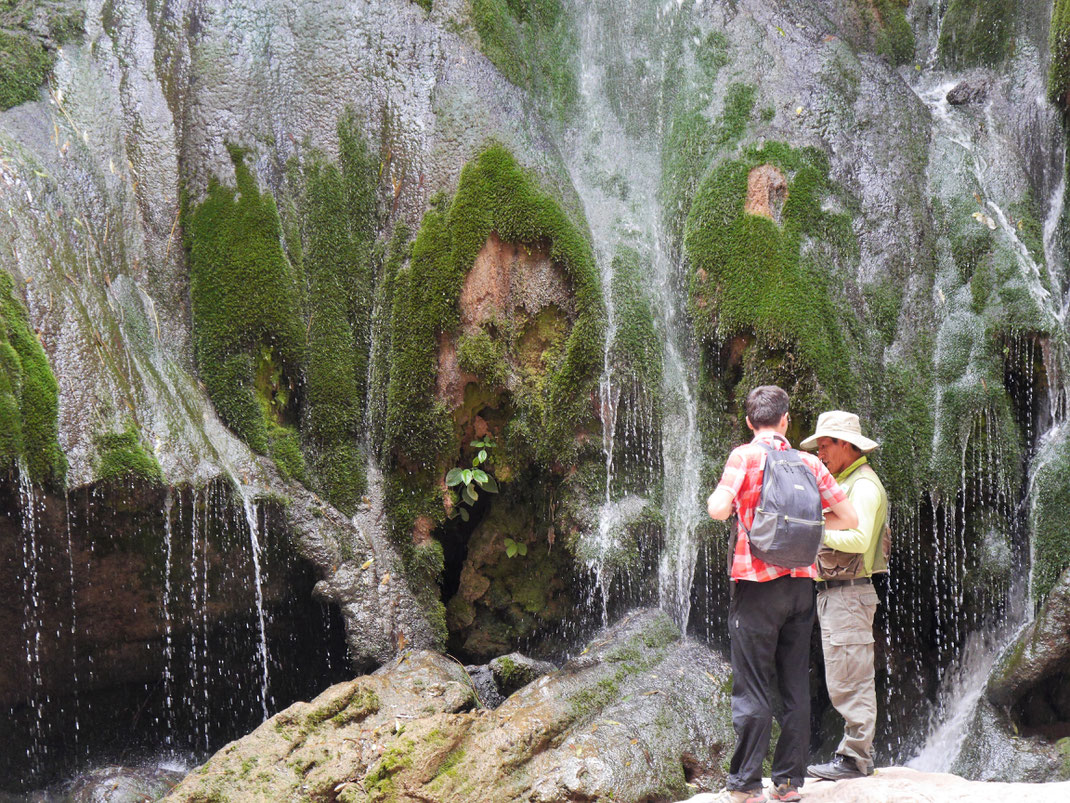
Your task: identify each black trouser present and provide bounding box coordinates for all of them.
[726,575,816,791]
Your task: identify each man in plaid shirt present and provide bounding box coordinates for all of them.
[707,386,857,803]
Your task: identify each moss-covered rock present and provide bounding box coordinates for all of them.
[1050,0,1070,107]
[94,423,164,485]
[471,0,577,119]
[382,142,603,539]
[163,611,733,803]
[938,0,1016,69]
[1028,431,1070,601]
[294,112,379,513]
[0,1,84,110]
[0,269,65,487]
[185,144,306,456]
[685,142,858,433]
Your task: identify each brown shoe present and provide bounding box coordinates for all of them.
[728,789,768,803]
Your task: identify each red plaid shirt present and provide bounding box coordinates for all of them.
[717,431,846,581]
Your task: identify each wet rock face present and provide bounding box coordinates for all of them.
[988,567,1070,740]
[0,476,352,789]
[164,610,734,803]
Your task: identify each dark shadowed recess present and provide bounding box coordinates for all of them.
[0,475,351,793]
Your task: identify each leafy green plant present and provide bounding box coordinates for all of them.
[503,537,527,558]
[445,437,499,522]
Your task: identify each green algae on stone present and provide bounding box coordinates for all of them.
[186,144,305,456]
[0,269,66,486]
[94,422,164,485]
[295,113,379,513]
[471,0,578,119]
[0,1,84,110]
[1050,0,1070,106]
[684,142,855,401]
[938,0,1015,69]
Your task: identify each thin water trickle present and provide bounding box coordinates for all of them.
[239,492,271,720]
[162,491,176,749]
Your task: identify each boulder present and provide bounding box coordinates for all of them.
[489,652,557,696]
[988,567,1070,737]
[163,609,734,802]
[946,80,990,106]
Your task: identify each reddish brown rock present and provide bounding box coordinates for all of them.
[745,164,788,223]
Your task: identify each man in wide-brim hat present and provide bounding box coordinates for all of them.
[801,411,889,782]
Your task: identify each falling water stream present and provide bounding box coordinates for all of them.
[905,59,1069,768]
[564,0,703,631]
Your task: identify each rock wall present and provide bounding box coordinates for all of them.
[3,0,1070,791]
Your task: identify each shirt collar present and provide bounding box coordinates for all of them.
[751,431,790,448]
[835,455,868,482]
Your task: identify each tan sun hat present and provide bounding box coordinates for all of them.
[800,410,879,453]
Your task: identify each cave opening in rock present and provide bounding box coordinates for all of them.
[438,490,492,608]
[1014,671,1070,740]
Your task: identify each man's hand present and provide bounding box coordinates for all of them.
[707,486,735,520]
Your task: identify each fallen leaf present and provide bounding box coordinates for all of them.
[379,572,391,585]
[361,558,375,570]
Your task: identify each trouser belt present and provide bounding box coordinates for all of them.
[821,577,871,589]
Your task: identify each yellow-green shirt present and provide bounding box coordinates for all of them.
[823,456,888,575]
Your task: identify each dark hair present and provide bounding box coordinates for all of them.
[745,385,789,429]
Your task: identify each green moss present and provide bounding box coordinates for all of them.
[660,82,756,247]
[864,281,901,346]
[685,142,855,402]
[938,0,1015,69]
[186,144,305,454]
[873,0,914,65]
[609,247,662,390]
[0,269,66,486]
[432,746,466,780]
[1030,437,1070,601]
[382,143,603,535]
[296,112,378,512]
[0,1,85,110]
[471,0,578,119]
[457,327,508,388]
[94,422,164,485]
[0,28,49,109]
[365,738,415,799]
[1008,192,1046,269]
[1051,1,1070,106]
[369,225,412,458]
[412,0,432,11]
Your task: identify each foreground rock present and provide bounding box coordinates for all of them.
[164,609,733,802]
[682,767,1070,802]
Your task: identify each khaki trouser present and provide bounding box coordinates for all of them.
[816,582,879,771]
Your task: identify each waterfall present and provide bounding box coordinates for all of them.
[900,45,1070,766]
[238,492,272,720]
[17,463,46,777]
[562,0,701,630]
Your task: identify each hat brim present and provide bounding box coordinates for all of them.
[800,429,879,453]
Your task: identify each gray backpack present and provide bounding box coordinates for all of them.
[743,442,825,568]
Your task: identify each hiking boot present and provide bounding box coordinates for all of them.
[769,782,801,801]
[727,788,767,803]
[807,754,869,781]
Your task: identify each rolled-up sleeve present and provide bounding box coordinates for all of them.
[823,478,881,553]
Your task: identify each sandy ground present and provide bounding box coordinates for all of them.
[681,767,1070,802]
